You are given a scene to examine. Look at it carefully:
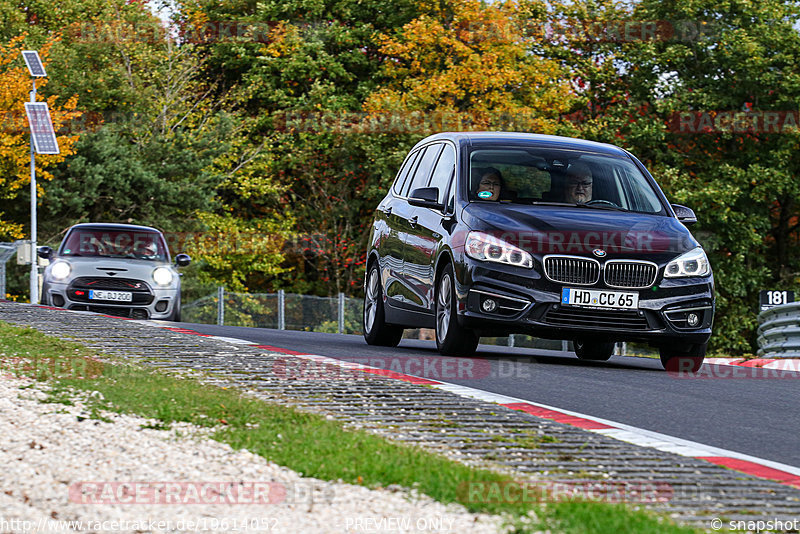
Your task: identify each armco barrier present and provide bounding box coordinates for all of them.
[757,302,800,358]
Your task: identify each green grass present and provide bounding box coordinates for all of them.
[0,321,702,533]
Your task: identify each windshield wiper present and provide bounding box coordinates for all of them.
[512,200,577,207]
[513,199,627,212]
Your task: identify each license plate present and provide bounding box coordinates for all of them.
[561,287,638,309]
[89,290,133,302]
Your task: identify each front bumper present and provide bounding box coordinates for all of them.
[43,280,179,320]
[455,259,714,346]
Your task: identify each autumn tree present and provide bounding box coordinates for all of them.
[0,36,81,240]
[624,0,800,353]
[364,0,574,131]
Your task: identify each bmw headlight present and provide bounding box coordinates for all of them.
[152,267,174,286]
[664,247,710,278]
[50,261,71,281]
[465,231,533,268]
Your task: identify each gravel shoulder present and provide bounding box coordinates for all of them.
[0,376,505,533]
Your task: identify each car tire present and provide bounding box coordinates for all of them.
[170,294,182,322]
[39,283,49,305]
[660,343,706,372]
[435,263,478,356]
[363,264,403,347]
[574,340,615,361]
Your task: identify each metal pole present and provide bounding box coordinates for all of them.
[337,292,345,334]
[0,262,5,298]
[217,286,224,325]
[29,78,38,304]
[278,289,285,330]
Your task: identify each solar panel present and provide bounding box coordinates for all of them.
[22,50,47,77]
[25,103,60,155]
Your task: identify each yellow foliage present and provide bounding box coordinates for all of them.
[364,0,575,133]
[0,36,82,240]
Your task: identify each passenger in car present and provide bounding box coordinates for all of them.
[564,162,593,204]
[475,167,504,201]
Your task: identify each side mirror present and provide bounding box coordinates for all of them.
[671,204,697,226]
[408,187,444,210]
[37,246,53,260]
[175,253,191,267]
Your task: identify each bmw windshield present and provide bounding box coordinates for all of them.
[468,147,667,214]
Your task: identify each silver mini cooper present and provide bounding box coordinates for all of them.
[37,223,191,321]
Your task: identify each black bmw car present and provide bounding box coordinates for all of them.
[363,132,714,371]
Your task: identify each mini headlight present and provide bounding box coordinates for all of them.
[664,247,711,278]
[465,231,533,268]
[50,261,71,281]
[152,267,174,286]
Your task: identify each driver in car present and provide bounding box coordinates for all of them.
[475,167,505,201]
[564,162,593,204]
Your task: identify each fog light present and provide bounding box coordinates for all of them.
[155,300,169,312]
[481,298,497,313]
[687,313,699,327]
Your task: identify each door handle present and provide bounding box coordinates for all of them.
[409,216,418,227]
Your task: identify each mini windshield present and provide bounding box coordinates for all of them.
[59,229,170,261]
[468,147,666,214]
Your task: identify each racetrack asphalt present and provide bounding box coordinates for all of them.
[176,322,800,468]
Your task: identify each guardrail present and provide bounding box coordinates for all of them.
[757,302,800,358]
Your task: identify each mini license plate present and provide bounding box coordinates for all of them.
[561,287,638,309]
[89,290,133,302]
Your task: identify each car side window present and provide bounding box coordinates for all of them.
[392,149,421,196]
[403,144,443,197]
[427,144,456,205]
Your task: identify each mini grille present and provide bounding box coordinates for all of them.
[604,261,657,288]
[544,256,600,285]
